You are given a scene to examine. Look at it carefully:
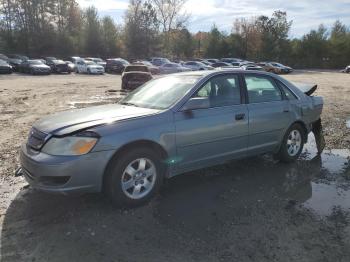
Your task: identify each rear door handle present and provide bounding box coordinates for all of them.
[235,113,245,121]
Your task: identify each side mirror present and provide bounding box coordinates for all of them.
[182,97,210,111]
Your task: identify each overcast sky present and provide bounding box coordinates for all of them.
[78,0,350,38]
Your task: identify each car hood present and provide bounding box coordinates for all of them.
[33,104,160,136]
[88,65,104,69]
[31,64,50,69]
[9,58,22,64]
[53,61,66,65]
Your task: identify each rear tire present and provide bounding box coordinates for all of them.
[276,123,305,163]
[105,147,164,207]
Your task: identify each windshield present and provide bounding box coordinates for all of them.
[93,58,103,62]
[272,63,283,67]
[124,66,148,72]
[52,60,64,63]
[119,59,129,65]
[141,61,152,66]
[85,61,96,65]
[119,75,200,110]
[29,60,43,65]
[0,59,8,65]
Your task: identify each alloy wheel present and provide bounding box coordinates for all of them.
[287,129,302,156]
[121,158,157,200]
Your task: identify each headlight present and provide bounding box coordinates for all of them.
[42,132,99,156]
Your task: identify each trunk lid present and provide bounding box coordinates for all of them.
[293,82,318,96]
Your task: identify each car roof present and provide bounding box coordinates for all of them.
[171,69,275,78]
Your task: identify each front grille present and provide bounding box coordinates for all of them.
[27,128,48,150]
[57,64,68,70]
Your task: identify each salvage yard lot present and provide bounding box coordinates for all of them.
[0,70,350,261]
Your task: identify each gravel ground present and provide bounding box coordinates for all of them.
[0,70,349,262]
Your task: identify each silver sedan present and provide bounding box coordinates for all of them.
[17,70,324,207]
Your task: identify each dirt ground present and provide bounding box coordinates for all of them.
[0,70,349,262]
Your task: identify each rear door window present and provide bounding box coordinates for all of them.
[244,75,283,103]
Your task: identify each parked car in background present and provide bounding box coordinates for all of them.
[85,57,107,68]
[7,54,29,71]
[0,54,10,62]
[211,62,234,68]
[121,65,153,90]
[45,58,70,74]
[0,59,13,74]
[76,59,105,74]
[341,65,350,73]
[240,62,264,71]
[159,63,192,74]
[205,59,219,64]
[221,58,242,64]
[65,61,76,73]
[68,56,81,64]
[106,58,130,73]
[258,62,293,74]
[133,61,160,75]
[173,59,185,65]
[19,59,51,75]
[17,70,324,207]
[150,57,170,66]
[183,61,214,71]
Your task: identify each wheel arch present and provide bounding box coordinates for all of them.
[102,139,169,191]
[293,120,308,142]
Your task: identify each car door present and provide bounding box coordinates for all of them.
[244,74,293,155]
[174,73,248,173]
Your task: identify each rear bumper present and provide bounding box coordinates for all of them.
[19,144,115,194]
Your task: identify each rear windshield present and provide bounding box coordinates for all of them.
[124,66,148,72]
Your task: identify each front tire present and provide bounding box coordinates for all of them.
[276,124,305,163]
[105,147,164,207]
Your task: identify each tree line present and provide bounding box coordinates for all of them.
[0,0,349,68]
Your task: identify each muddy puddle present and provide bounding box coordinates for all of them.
[157,133,350,230]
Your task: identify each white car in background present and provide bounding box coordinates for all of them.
[76,60,105,74]
[159,63,191,74]
[85,57,107,68]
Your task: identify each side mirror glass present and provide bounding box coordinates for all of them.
[182,97,210,111]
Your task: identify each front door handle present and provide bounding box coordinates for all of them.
[235,113,245,121]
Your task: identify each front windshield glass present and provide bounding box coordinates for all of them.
[52,60,64,63]
[85,61,96,65]
[272,63,283,67]
[29,60,43,65]
[120,75,200,110]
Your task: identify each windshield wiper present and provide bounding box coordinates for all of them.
[120,102,140,107]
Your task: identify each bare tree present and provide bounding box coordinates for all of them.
[151,0,188,32]
[151,0,188,54]
[233,17,262,59]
